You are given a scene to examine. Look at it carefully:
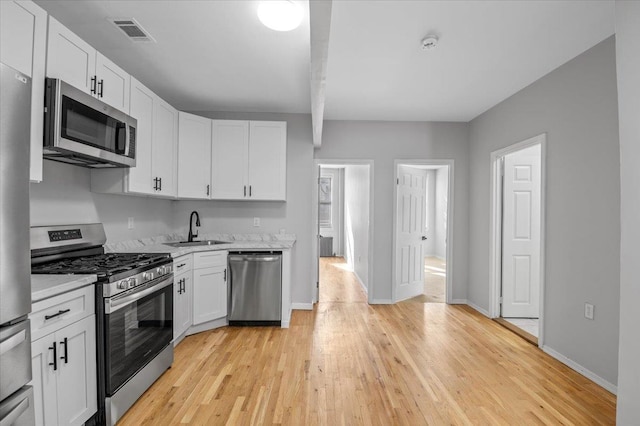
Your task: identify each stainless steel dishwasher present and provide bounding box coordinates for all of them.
[228,252,282,326]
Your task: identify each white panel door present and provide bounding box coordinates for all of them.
[248,121,287,200]
[46,17,96,95]
[153,98,178,197]
[95,52,130,113]
[396,166,427,301]
[192,266,227,325]
[127,78,154,194]
[177,112,212,199]
[211,120,249,199]
[31,335,59,426]
[502,144,541,318]
[56,316,97,426]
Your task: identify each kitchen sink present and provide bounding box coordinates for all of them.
[165,240,230,247]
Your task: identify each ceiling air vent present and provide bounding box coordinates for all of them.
[109,18,155,43]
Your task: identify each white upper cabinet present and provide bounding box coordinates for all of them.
[47,16,130,113]
[153,97,178,196]
[95,52,130,113]
[46,16,97,95]
[177,112,212,199]
[210,120,287,201]
[0,0,47,182]
[248,121,287,200]
[91,77,178,198]
[126,78,155,194]
[211,120,249,199]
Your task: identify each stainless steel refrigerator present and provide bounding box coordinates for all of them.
[0,62,36,425]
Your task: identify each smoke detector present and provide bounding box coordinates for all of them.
[109,18,155,43]
[421,35,439,50]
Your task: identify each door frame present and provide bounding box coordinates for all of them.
[489,133,547,346]
[311,159,375,304]
[392,159,455,304]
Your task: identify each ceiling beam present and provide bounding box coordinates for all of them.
[309,0,332,148]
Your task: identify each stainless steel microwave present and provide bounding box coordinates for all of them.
[43,78,136,168]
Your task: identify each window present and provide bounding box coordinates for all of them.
[319,177,332,227]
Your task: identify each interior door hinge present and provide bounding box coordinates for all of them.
[316,281,319,288]
[499,296,503,304]
[397,178,399,184]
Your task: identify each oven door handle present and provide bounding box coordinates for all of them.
[105,275,173,314]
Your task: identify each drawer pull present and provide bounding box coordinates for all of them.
[177,263,186,268]
[45,309,71,320]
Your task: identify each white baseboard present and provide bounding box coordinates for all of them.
[449,298,467,305]
[370,299,393,304]
[466,301,490,317]
[353,271,368,295]
[291,302,313,310]
[541,345,617,395]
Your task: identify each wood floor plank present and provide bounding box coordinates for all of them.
[117,257,616,425]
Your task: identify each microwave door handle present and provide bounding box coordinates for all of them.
[114,122,127,155]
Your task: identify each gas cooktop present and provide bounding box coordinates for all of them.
[31,252,170,278]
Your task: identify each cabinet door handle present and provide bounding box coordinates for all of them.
[249,185,252,197]
[159,177,162,191]
[244,185,247,197]
[45,308,70,320]
[49,342,57,371]
[224,268,227,282]
[98,79,104,97]
[153,177,158,191]
[90,76,97,94]
[206,184,210,196]
[182,278,186,293]
[60,337,68,364]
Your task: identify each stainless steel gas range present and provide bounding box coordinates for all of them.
[31,224,174,426]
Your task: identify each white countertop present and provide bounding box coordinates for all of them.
[31,274,97,303]
[104,233,296,258]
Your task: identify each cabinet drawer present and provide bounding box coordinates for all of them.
[173,255,193,274]
[193,251,227,269]
[30,285,95,341]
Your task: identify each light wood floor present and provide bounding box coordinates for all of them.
[118,258,616,425]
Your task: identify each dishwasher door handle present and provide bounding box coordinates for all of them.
[228,255,281,263]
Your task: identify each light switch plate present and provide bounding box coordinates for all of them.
[585,303,594,320]
[253,217,260,227]
[128,217,134,229]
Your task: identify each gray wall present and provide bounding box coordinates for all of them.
[615,1,640,422]
[434,167,448,259]
[316,121,469,302]
[30,160,175,242]
[468,37,620,385]
[344,165,370,289]
[174,112,315,305]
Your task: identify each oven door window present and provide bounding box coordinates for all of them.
[61,95,127,154]
[105,282,173,395]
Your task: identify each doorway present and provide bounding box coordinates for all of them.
[490,134,546,346]
[393,160,454,304]
[312,161,374,304]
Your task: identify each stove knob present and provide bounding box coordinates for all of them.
[143,272,153,281]
[117,280,127,290]
[128,278,137,288]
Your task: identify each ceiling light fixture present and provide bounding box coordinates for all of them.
[421,35,439,50]
[257,1,303,32]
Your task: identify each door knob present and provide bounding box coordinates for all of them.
[421,236,427,240]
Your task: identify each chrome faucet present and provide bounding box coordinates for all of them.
[188,211,201,242]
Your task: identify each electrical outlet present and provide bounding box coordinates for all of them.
[585,303,595,320]
[253,217,260,227]
[127,217,134,230]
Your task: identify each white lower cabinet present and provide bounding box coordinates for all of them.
[192,251,228,326]
[173,255,193,344]
[31,315,97,426]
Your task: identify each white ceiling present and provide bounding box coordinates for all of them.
[35,0,615,122]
